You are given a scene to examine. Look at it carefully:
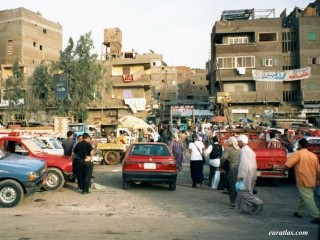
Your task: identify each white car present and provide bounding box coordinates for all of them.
[37,136,64,156]
[292,136,320,152]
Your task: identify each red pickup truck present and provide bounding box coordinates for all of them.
[0,134,73,191]
[217,131,288,184]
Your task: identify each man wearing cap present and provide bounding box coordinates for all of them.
[236,134,264,213]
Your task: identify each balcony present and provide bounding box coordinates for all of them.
[214,43,258,54]
[110,75,151,87]
[217,91,283,104]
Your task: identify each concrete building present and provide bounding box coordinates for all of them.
[208,1,320,126]
[0,7,62,123]
[87,28,160,124]
[88,27,210,126]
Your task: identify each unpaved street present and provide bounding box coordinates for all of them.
[1,161,319,240]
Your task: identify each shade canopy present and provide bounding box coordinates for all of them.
[212,116,227,123]
[118,116,151,130]
[239,117,253,123]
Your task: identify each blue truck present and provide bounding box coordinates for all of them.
[0,149,47,208]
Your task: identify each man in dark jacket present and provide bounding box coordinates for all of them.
[73,133,94,194]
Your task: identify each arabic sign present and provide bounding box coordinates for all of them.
[252,67,311,81]
[53,74,68,100]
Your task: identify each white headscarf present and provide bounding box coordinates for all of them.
[237,134,249,144]
[227,136,240,150]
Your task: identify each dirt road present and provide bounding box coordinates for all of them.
[1,162,319,240]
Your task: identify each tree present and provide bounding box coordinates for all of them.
[52,32,105,122]
[29,61,55,116]
[3,59,25,122]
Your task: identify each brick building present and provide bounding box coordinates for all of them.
[0,7,62,123]
[208,1,320,126]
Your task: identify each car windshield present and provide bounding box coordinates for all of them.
[21,139,44,154]
[31,137,47,149]
[49,138,63,149]
[129,144,170,156]
[69,125,85,132]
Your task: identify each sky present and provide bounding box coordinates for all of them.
[1,0,313,69]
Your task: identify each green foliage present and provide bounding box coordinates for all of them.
[51,32,105,121]
[29,61,54,111]
[4,59,25,107]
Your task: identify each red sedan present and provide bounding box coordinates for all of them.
[122,142,178,190]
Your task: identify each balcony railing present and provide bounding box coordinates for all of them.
[109,75,151,87]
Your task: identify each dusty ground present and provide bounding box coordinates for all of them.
[1,160,319,240]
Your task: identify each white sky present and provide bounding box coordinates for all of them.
[1,0,312,69]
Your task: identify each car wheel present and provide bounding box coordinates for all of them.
[169,182,176,191]
[0,180,24,208]
[123,179,129,190]
[43,168,65,191]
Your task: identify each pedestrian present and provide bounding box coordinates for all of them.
[280,128,293,152]
[170,133,185,171]
[73,133,94,194]
[188,133,205,188]
[107,131,117,143]
[267,132,282,149]
[62,130,76,157]
[220,136,240,207]
[282,138,320,224]
[207,136,223,187]
[159,126,172,145]
[236,134,264,214]
[70,134,83,188]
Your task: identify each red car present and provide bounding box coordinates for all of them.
[0,134,73,191]
[122,142,178,190]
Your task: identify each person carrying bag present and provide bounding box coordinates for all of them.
[208,136,223,188]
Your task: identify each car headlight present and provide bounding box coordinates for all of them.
[28,172,40,181]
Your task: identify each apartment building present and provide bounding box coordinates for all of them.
[0,7,62,123]
[0,7,62,76]
[208,1,320,126]
[90,28,210,125]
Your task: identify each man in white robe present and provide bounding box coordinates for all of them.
[236,134,264,213]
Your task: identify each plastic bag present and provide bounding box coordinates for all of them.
[235,180,245,191]
[211,170,220,189]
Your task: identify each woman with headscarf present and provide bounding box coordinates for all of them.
[170,133,185,171]
[220,136,240,207]
[236,134,264,214]
[188,133,205,188]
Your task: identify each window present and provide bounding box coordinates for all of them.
[43,29,47,34]
[265,82,275,91]
[259,33,277,42]
[39,45,43,50]
[217,56,255,69]
[308,81,318,90]
[228,37,248,44]
[124,52,133,58]
[261,59,278,67]
[307,32,316,41]
[307,57,320,65]
[283,90,299,102]
[7,40,13,55]
[33,42,36,47]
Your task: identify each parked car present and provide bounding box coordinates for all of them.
[0,149,47,207]
[122,142,178,190]
[292,136,320,152]
[37,136,64,156]
[0,133,73,191]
